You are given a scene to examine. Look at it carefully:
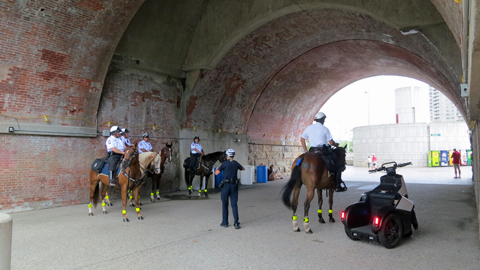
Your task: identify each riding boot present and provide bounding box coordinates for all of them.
[335,171,347,192]
[109,171,116,187]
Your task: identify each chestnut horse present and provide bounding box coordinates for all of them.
[282,146,347,233]
[184,151,226,198]
[89,143,141,221]
[150,142,173,202]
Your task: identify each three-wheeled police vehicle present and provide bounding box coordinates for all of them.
[341,161,418,248]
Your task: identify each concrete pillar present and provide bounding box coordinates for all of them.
[0,213,12,270]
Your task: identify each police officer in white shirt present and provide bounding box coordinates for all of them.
[120,128,131,146]
[189,136,205,171]
[300,112,347,192]
[106,126,125,186]
[138,133,153,154]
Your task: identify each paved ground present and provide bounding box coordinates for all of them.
[8,166,479,270]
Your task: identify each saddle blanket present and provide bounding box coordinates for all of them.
[99,163,122,177]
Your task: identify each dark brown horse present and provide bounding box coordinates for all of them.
[184,151,226,198]
[89,143,141,222]
[150,142,173,202]
[282,146,347,233]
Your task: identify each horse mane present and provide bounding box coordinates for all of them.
[204,151,224,158]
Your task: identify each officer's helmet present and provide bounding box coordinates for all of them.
[110,126,120,134]
[194,136,200,142]
[121,128,129,135]
[143,133,149,138]
[314,112,326,120]
[226,149,235,157]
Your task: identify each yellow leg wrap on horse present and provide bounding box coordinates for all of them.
[198,190,201,193]
[136,208,140,212]
[292,216,297,221]
[129,196,133,199]
[156,191,159,194]
[204,189,207,192]
[105,196,109,199]
[128,190,131,193]
[88,204,92,208]
[138,196,140,199]
[188,186,192,190]
[101,202,105,207]
[318,209,322,214]
[329,209,333,214]
[122,210,127,214]
[304,217,309,223]
[151,193,154,196]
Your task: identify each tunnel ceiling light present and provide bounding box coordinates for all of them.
[43,115,50,123]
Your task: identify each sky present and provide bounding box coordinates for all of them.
[320,75,429,140]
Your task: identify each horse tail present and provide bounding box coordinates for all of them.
[282,158,303,208]
[92,181,100,208]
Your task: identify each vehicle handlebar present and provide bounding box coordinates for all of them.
[368,161,412,173]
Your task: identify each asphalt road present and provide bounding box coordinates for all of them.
[8,166,479,269]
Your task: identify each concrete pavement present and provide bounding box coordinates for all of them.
[8,166,479,269]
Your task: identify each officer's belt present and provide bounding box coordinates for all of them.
[223,178,239,184]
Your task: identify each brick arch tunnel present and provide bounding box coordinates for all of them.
[0,0,475,214]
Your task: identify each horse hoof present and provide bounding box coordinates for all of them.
[188,191,192,195]
[138,216,144,220]
[294,228,300,232]
[329,218,335,223]
[319,219,325,224]
[107,203,113,206]
[103,211,108,214]
[156,196,161,200]
[139,202,143,206]
[306,230,313,234]
[151,199,155,203]
[123,218,129,222]
[130,204,134,207]
[205,194,209,198]
[88,213,93,216]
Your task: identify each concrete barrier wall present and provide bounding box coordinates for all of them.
[248,139,304,175]
[0,213,12,270]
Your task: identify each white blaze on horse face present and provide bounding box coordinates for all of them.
[154,153,161,174]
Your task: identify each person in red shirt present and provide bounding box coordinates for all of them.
[372,154,377,169]
[451,148,461,179]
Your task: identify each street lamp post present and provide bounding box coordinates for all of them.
[365,91,370,126]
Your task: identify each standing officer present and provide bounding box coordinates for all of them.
[215,149,245,229]
[300,112,347,192]
[138,133,153,153]
[189,136,205,171]
[120,128,131,146]
[106,126,125,186]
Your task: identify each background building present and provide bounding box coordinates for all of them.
[353,86,470,167]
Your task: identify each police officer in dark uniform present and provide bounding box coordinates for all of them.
[215,149,245,229]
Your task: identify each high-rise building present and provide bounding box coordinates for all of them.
[429,87,463,122]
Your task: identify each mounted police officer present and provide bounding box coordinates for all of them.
[106,126,125,186]
[138,133,153,154]
[215,149,245,229]
[189,136,204,172]
[120,128,131,146]
[300,112,347,192]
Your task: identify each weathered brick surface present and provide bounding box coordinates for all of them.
[248,142,303,175]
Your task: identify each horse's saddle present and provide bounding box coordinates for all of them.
[183,156,202,171]
[310,147,336,173]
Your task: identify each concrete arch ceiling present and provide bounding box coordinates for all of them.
[186,8,460,140]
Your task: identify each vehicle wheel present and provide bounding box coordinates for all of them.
[344,226,360,241]
[378,213,403,249]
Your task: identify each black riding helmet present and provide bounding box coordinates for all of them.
[194,136,200,142]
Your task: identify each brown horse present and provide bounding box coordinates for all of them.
[88,143,140,221]
[150,142,173,202]
[282,146,347,233]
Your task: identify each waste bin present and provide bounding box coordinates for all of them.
[240,166,254,185]
[428,151,432,167]
[257,165,268,183]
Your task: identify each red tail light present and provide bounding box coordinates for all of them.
[341,211,346,220]
[374,216,381,227]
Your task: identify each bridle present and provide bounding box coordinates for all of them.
[121,147,137,170]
